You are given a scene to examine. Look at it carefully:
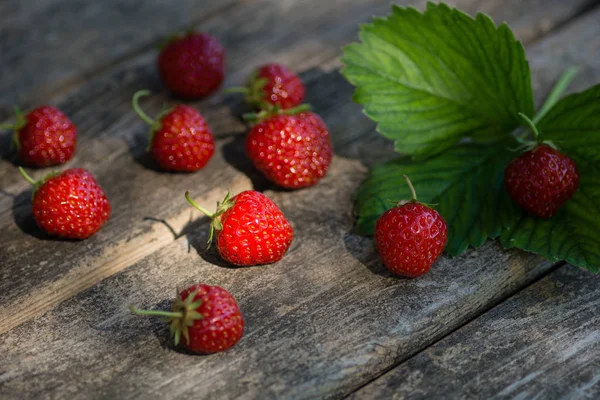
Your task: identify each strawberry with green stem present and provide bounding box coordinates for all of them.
[130,283,244,354]
[375,175,448,277]
[244,104,333,189]
[226,63,305,110]
[1,106,77,167]
[132,90,214,172]
[19,167,110,239]
[185,190,294,266]
[504,112,579,218]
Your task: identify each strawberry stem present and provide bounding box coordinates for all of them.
[243,104,312,124]
[403,174,418,202]
[18,167,38,186]
[129,305,183,319]
[282,104,311,115]
[533,66,577,124]
[185,191,215,218]
[0,123,14,129]
[518,112,543,142]
[132,90,158,128]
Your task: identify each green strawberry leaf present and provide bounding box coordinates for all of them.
[500,85,600,272]
[341,2,534,158]
[355,141,521,255]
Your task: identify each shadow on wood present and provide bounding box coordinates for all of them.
[11,189,77,241]
[343,232,402,279]
[221,134,276,193]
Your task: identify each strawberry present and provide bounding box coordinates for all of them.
[19,167,111,239]
[158,32,225,99]
[130,284,244,354]
[132,90,214,172]
[245,107,333,189]
[504,145,579,218]
[1,106,77,167]
[504,113,580,218]
[185,190,294,266]
[375,175,448,277]
[228,63,305,110]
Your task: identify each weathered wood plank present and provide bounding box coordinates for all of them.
[0,0,397,336]
[350,266,600,399]
[0,0,596,338]
[0,0,240,118]
[2,8,600,398]
[1,0,594,120]
[0,157,554,399]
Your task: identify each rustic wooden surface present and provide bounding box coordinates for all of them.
[1,0,599,398]
[351,266,600,399]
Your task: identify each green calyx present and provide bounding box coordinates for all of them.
[242,103,312,125]
[185,191,236,248]
[1,106,28,151]
[226,69,311,121]
[224,69,272,110]
[132,90,170,151]
[130,289,203,347]
[18,167,59,195]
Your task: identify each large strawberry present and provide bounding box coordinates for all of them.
[245,106,333,189]
[1,106,76,167]
[132,90,214,172]
[130,284,244,354]
[504,113,580,218]
[375,175,448,277]
[185,190,294,266]
[19,167,111,239]
[228,63,305,110]
[158,32,225,99]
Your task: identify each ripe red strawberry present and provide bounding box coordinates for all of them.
[504,144,579,218]
[19,167,111,239]
[375,175,448,277]
[185,190,294,266]
[158,32,225,99]
[245,109,333,189]
[1,106,77,167]
[130,284,244,354]
[228,63,305,110]
[132,90,214,172]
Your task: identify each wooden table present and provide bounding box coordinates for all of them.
[1,0,599,398]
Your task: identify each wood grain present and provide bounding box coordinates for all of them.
[0,1,599,398]
[0,0,240,118]
[2,0,563,334]
[0,0,397,335]
[351,266,600,399]
[0,156,554,399]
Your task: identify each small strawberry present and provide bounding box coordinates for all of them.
[130,284,244,354]
[185,190,294,266]
[158,32,225,99]
[1,106,76,167]
[245,106,333,189]
[504,113,580,218]
[375,175,448,278]
[132,90,215,172]
[19,167,111,239]
[227,63,305,110]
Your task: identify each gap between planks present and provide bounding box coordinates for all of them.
[20,0,242,109]
[0,175,251,335]
[1,0,598,336]
[342,261,568,398]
